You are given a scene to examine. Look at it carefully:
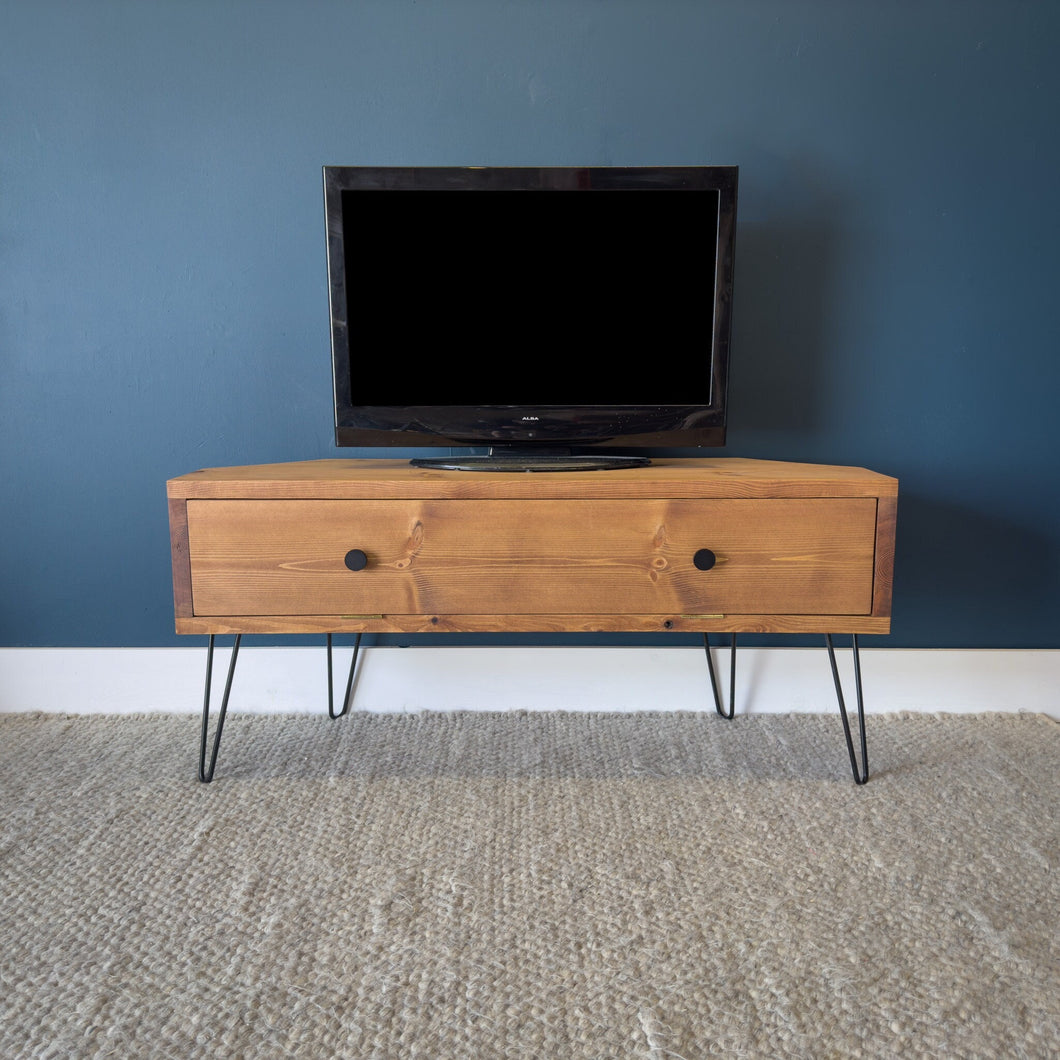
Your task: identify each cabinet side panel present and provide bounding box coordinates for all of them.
[169,498,194,624]
[872,495,897,624]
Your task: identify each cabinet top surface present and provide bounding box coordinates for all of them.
[168,457,898,500]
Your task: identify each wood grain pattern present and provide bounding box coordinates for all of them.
[174,613,894,636]
[872,495,898,622]
[168,498,193,621]
[167,458,897,636]
[185,498,877,619]
[168,458,899,501]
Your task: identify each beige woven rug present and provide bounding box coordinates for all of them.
[1,710,1057,1059]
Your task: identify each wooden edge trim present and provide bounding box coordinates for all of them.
[168,498,194,623]
[872,495,897,622]
[174,614,894,637]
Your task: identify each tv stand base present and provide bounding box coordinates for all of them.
[409,447,651,472]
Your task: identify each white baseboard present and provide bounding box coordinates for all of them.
[1,646,1057,719]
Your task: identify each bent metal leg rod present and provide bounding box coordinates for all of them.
[704,632,737,720]
[826,633,869,784]
[199,633,241,783]
[200,632,362,782]
[326,632,363,719]
[704,631,869,784]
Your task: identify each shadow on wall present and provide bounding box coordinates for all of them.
[729,215,837,439]
[892,493,1057,648]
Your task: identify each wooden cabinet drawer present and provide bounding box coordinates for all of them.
[186,498,878,618]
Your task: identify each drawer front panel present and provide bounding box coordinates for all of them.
[186,498,878,617]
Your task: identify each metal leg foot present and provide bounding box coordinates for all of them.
[199,634,241,783]
[704,632,737,719]
[326,632,362,719]
[825,633,869,784]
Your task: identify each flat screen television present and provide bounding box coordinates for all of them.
[323,164,737,471]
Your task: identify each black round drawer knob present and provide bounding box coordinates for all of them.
[693,549,717,571]
[344,549,368,572]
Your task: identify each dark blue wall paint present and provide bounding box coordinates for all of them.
[2,1,1058,648]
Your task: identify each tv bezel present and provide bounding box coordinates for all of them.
[323,164,737,454]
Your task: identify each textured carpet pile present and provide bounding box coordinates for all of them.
[1,709,1057,1059]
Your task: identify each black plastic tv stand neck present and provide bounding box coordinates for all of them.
[409,447,651,472]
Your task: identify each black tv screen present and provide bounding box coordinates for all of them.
[323,165,737,471]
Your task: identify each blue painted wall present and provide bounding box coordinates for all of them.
[2,1,1058,648]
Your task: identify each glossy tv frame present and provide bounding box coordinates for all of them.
[323,165,737,471]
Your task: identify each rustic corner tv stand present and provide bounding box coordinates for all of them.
[167,457,897,784]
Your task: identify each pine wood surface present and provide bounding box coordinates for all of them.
[186,498,877,619]
[168,458,897,635]
[168,457,898,500]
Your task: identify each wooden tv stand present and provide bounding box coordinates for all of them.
[167,457,897,782]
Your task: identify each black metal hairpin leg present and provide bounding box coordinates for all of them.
[704,632,737,719]
[199,633,242,783]
[326,632,362,719]
[825,633,869,784]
